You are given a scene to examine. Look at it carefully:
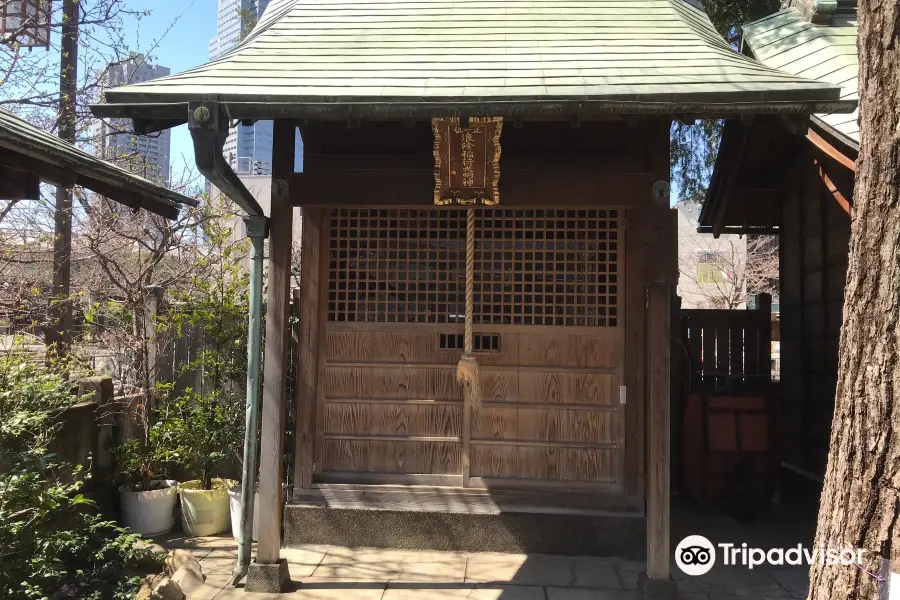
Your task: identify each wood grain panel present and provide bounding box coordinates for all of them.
[468,444,517,479]
[326,329,456,364]
[472,406,617,444]
[515,371,618,405]
[322,440,462,474]
[472,407,518,441]
[518,332,619,368]
[471,446,616,483]
[326,366,462,401]
[325,403,462,437]
[517,408,617,444]
[479,369,519,403]
[326,328,520,367]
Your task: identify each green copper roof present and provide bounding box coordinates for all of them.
[743,7,859,149]
[95,0,854,120]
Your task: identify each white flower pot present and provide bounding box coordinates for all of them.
[179,478,236,536]
[228,485,259,541]
[119,479,178,536]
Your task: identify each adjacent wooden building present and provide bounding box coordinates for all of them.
[699,0,858,501]
[92,0,852,592]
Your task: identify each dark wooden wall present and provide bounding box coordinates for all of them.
[779,148,851,478]
[293,118,669,209]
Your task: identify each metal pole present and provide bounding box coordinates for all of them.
[232,215,267,584]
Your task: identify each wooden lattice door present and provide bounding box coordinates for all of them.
[321,208,624,490]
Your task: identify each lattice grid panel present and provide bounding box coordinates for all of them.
[327,208,619,327]
[474,209,619,327]
[327,208,466,323]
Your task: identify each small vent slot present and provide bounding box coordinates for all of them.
[439,333,501,352]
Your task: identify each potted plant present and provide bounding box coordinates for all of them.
[167,387,241,536]
[153,216,249,536]
[112,422,179,537]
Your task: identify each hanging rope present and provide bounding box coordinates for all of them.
[457,207,481,405]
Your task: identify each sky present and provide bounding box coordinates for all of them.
[119,0,218,179]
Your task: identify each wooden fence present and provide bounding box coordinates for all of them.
[675,294,773,396]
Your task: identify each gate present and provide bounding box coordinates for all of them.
[675,295,776,509]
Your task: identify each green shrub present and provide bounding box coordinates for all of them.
[0,354,161,599]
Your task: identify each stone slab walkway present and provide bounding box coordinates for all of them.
[161,536,810,600]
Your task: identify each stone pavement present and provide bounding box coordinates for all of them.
[161,536,811,600]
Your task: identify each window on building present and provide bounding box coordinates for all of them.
[696,251,723,283]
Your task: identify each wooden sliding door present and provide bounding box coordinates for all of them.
[319,208,624,490]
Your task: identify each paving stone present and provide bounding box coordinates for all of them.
[382,583,473,599]
[290,579,388,599]
[314,549,466,582]
[616,569,640,590]
[466,554,573,587]
[281,547,327,577]
[185,572,230,600]
[766,568,809,597]
[467,585,547,600]
[572,559,622,589]
[547,587,633,600]
[199,555,237,575]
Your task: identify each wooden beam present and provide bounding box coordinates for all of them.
[303,153,640,173]
[78,174,179,220]
[256,120,296,565]
[817,161,852,216]
[0,147,77,188]
[292,208,323,492]
[0,148,179,219]
[711,120,749,237]
[291,169,657,208]
[807,129,856,172]
[0,165,39,200]
[314,219,330,483]
[646,284,672,581]
[624,210,646,499]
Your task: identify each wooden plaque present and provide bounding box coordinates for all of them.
[433,117,502,206]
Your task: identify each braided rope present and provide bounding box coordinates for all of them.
[457,207,480,404]
[465,207,475,355]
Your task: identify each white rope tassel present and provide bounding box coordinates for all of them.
[457,207,481,405]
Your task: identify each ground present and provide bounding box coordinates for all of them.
[163,535,810,600]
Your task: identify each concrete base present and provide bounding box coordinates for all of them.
[638,572,678,600]
[245,559,290,593]
[284,504,645,557]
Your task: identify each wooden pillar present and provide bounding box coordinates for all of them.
[646,283,672,581]
[292,208,323,493]
[256,120,296,565]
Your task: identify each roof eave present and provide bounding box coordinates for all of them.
[91,95,857,123]
[0,115,198,219]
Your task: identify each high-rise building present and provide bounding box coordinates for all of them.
[95,53,171,182]
[209,0,303,174]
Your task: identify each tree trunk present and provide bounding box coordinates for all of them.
[808,3,900,600]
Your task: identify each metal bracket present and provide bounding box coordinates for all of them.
[188,101,264,217]
[620,385,627,404]
[243,214,269,239]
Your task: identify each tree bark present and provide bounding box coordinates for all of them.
[47,0,79,356]
[808,2,900,599]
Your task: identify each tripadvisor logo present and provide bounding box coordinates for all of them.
[676,535,716,576]
[675,535,866,576]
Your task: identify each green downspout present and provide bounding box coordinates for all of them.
[233,215,267,583]
[186,102,267,586]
